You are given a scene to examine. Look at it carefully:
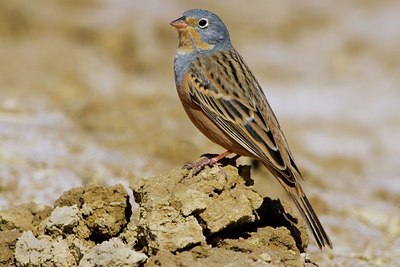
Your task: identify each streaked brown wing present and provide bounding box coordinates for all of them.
[186,49,300,183]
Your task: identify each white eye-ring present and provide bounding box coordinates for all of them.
[198,18,208,28]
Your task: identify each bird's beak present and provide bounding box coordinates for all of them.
[170,16,188,29]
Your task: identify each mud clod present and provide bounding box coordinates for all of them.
[1,164,314,266]
[131,163,311,266]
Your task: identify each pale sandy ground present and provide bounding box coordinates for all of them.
[0,0,399,266]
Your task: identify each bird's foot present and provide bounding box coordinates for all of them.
[184,150,233,175]
[183,156,215,174]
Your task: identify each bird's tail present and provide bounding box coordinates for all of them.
[289,184,332,249]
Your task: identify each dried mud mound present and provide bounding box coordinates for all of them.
[0,161,315,266]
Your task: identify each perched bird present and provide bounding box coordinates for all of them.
[170,9,332,249]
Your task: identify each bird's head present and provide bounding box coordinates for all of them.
[170,9,231,54]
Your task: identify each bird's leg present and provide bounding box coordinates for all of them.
[184,150,233,174]
[208,150,233,165]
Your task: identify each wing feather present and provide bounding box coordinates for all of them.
[186,49,298,183]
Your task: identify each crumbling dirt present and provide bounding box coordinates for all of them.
[1,162,316,266]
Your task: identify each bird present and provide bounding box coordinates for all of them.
[170,9,332,249]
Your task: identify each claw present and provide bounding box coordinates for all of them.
[184,157,213,174]
[183,150,234,175]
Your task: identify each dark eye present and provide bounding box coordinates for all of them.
[198,18,208,28]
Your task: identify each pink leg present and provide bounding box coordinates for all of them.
[185,150,233,174]
[208,150,233,165]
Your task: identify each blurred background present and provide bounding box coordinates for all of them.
[0,0,399,265]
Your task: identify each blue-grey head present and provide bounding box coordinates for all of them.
[170,9,231,53]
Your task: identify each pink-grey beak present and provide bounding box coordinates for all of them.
[170,16,188,29]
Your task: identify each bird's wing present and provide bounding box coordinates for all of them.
[186,49,301,184]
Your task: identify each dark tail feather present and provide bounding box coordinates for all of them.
[290,186,333,249]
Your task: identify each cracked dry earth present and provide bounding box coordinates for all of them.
[1,162,316,266]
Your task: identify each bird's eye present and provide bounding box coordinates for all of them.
[198,18,208,28]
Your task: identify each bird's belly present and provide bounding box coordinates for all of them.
[180,96,254,158]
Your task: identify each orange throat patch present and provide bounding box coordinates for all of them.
[176,27,215,54]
